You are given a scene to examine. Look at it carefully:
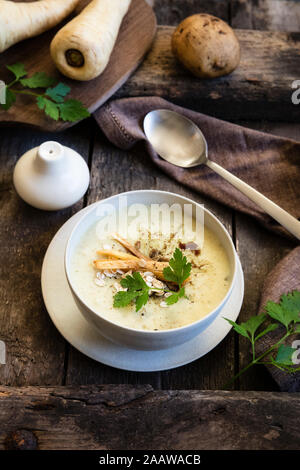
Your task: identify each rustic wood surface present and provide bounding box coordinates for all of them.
[154,0,230,24]
[231,0,300,31]
[0,0,298,391]
[113,26,300,121]
[154,0,300,31]
[0,0,156,131]
[0,0,299,449]
[1,385,300,450]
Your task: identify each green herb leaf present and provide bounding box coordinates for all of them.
[266,292,300,329]
[240,313,266,340]
[118,272,150,312]
[135,292,149,312]
[113,249,190,311]
[120,272,148,291]
[36,96,59,121]
[224,318,250,339]
[2,63,90,122]
[223,290,300,390]
[58,99,90,122]
[274,344,296,366]
[266,301,287,326]
[165,287,185,306]
[280,291,300,322]
[163,248,191,287]
[255,323,278,341]
[113,290,140,309]
[6,62,26,80]
[46,82,71,103]
[161,267,177,284]
[1,87,16,110]
[20,72,56,89]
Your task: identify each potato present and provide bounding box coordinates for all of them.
[172,14,240,78]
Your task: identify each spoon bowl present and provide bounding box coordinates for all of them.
[144,109,207,167]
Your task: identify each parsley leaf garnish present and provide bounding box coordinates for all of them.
[163,247,191,286]
[6,62,27,80]
[1,62,90,123]
[20,72,56,89]
[113,272,150,312]
[224,290,300,388]
[266,290,300,329]
[37,96,60,121]
[114,289,142,309]
[165,287,185,306]
[46,83,71,103]
[58,99,91,122]
[113,249,191,312]
[274,344,296,366]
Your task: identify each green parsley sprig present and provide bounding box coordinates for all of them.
[113,248,191,312]
[1,62,90,122]
[224,290,300,388]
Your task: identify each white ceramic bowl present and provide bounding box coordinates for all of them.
[65,190,239,350]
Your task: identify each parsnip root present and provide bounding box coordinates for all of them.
[50,0,132,81]
[0,0,80,53]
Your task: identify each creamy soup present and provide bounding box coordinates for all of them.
[70,209,231,331]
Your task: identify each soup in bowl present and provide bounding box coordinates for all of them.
[65,190,238,350]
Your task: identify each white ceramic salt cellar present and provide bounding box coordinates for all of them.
[13,141,90,211]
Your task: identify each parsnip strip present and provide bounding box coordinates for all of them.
[95,236,191,284]
[93,259,169,281]
[96,249,137,260]
[112,234,151,261]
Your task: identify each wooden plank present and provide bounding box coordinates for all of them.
[65,130,235,390]
[0,120,92,385]
[231,0,300,31]
[1,385,300,449]
[154,0,230,25]
[116,26,300,121]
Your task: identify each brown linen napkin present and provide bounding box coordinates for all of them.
[94,96,300,390]
[255,246,300,391]
[94,96,300,239]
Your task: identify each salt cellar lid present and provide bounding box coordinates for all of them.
[13,141,90,211]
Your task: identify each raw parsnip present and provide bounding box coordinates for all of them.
[0,0,80,53]
[50,0,131,81]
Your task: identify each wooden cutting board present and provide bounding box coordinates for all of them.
[0,0,157,131]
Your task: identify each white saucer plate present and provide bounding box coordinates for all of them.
[41,205,244,372]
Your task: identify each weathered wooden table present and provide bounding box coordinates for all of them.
[0,0,299,450]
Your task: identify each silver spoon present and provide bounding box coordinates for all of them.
[144,109,300,240]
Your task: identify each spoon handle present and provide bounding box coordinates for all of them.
[206,159,300,240]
